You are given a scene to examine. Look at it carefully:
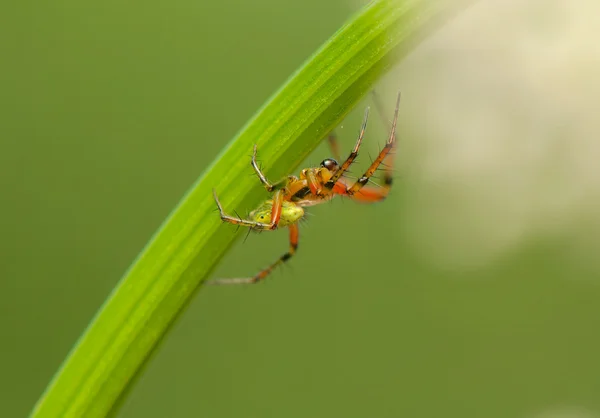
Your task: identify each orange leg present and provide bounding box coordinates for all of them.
[332,180,390,202]
[286,177,308,197]
[327,92,389,165]
[269,189,284,226]
[305,170,323,196]
[209,224,299,285]
[345,92,400,197]
[324,106,370,189]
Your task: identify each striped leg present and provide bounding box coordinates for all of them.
[209,224,299,285]
[324,106,370,189]
[344,91,400,198]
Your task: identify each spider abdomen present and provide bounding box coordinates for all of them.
[249,200,305,227]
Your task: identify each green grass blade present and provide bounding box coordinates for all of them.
[31,0,474,416]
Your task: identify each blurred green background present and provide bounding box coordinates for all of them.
[2,0,600,417]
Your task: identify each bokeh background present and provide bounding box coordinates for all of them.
[2,0,600,416]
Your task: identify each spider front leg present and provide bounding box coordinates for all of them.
[326,90,390,166]
[213,189,283,230]
[344,91,401,200]
[209,224,299,285]
[324,106,370,189]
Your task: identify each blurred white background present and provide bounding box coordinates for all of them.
[384,0,600,271]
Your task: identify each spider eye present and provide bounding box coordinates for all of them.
[320,158,339,171]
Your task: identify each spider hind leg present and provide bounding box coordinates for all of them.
[209,224,299,285]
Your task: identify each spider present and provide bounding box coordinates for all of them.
[211,91,401,285]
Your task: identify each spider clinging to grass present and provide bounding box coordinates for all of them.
[211,91,401,285]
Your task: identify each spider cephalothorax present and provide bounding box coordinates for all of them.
[212,92,401,284]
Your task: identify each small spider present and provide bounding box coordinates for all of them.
[211,92,401,284]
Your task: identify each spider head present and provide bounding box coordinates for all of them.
[320,158,339,172]
[318,158,339,183]
[249,200,305,228]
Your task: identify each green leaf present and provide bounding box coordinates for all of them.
[31,0,474,416]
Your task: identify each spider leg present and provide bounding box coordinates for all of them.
[345,91,401,198]
[332,180,390,202]
[213,189,278,230]
[326,92,391,167]
[250,144,276,192]
[209,224,299,285]
[305,170,325,196]
[269,189,284,226]
[324,106,370,189]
